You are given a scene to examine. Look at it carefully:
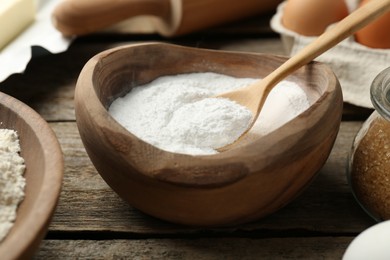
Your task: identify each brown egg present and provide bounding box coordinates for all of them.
[355,0,390,49]
[282,0,349,36]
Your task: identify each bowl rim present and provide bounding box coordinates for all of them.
[75,42,341,186]
[0,92,64,259]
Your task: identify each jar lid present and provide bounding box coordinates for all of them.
[371,67,390,121]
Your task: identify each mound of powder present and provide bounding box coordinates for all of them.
[0,129,25,242]
[164,98,252,154]
[109,72,310,155]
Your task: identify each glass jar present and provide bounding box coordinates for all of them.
[348,67,390,222]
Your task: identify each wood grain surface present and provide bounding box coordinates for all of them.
[0,17,376,258]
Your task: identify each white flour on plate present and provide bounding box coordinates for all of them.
[0,129,26,242]
[109,72,310,155]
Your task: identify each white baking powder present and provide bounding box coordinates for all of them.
[0,129,25,242]
[109,72,310,155]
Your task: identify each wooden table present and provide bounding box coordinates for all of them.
[0,16,377,259]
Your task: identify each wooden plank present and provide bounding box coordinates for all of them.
[47,121,375,235]
[34,237,353,259]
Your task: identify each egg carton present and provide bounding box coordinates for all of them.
[270,0,390,108]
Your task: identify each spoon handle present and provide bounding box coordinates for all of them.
[263,0,390,94]
[52,0,170,36]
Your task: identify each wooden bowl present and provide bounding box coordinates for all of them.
[0,92,63,259]
[75,42,342,226]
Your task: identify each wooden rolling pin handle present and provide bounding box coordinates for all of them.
[52,0,170,36]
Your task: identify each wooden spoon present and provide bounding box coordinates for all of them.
[217,0,390,150]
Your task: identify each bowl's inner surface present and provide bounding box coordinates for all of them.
[0,102,44,213]
[96,44,329,105]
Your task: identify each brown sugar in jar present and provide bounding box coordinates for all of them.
[349,67,390,221]
[350,113,390,220]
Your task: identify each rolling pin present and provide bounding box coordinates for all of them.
[52,0,282,37]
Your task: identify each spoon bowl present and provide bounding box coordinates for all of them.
[75,42,342,226]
